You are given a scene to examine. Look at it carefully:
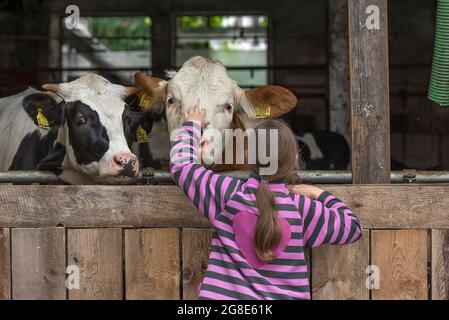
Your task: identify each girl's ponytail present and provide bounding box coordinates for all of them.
[254,182,281,262]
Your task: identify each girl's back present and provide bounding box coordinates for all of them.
[170,114,362,300]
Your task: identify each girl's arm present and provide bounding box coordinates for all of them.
[170,108,241,222]
[291,185,362,248]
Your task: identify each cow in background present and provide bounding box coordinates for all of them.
[133,56,298,170]
[0,74,143,184]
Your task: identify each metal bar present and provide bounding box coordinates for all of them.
[2,170,449,185]
[0,171,60,184]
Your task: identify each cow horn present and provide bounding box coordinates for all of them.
[42,83,72,97]
[124,86,139,97]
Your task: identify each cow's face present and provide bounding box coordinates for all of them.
[134,56,299,166]
[62,95,139,184]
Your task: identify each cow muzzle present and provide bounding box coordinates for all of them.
[112,152,139,178]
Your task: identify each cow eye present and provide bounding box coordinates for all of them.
[167,97,174,105]
[224,104,233,112]
[77,116,87,126]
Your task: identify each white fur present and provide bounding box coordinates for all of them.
[296,133,324,160]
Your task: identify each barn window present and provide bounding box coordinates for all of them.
[61,16,152,84]
[174,15,269,88]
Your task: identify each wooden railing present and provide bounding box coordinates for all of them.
[0,184,448,300]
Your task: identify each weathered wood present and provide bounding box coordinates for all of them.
[0,228,10,300]
[125,228,180,300]
[431,229,449,300]
[1,185,449,229]
[312,230,369,300]
[349,0,391,183]
[67,228,122,300]
[11,228,66,300]
[371,230,428,300]
[182,228,212,300]
[329,0,350,141]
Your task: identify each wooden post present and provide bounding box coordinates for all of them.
[349,0,391,183]
[328,0,350,141]
[0,228,10,300]
[348,0,391,301]
[151,14,172,77]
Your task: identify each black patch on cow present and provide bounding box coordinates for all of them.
[37,142,66,175]
[9,128,59,170]
[22,93,63,128]
[122,108,154,146]
[66,101,109,165]
[295,131,350,170]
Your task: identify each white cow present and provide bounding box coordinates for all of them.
[133,56,298,169]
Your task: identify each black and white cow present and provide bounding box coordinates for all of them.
[294,131,350,170]
[0,74,145,184]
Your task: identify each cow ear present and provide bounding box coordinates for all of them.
[242,86,298,119]
[133,72,167,112]
[22,93,64,130]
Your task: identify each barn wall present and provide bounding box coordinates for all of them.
[0,0,446,170]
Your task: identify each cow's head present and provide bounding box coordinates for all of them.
[133,56,298,165]
[24,74,141,184]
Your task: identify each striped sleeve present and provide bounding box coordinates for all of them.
[169,121,241,222]
[298,191,362,248]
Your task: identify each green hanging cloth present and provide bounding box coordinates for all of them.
[429,0,449,106]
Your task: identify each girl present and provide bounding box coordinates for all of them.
[170,106,362,300]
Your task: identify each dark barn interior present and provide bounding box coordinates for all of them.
[0,0,445,170]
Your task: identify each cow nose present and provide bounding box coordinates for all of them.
[112,153,139,177]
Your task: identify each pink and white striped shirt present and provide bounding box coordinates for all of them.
[170,122,363,300]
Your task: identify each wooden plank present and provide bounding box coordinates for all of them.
[67,228,122,300]
[349,0,391,183]
[371,230,428,300]
[11,228,66,300]
[328,0,350,141]
[125,228,180,300]
[312,230,369,300]
[1,185,449,229]
[0,228,10,300]
[431,229,449,300]
[182,228,212,300]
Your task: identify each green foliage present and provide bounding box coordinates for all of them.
[89,17,151,51]
[179,16,206,29]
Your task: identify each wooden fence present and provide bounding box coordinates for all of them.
[0,184,448,300]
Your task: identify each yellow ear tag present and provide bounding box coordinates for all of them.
[136,125,149,144]
[36,106,50,130]
[254,105,271,119]
[139,92,153,108]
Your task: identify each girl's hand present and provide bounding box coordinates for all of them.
[186,105,209,128]
[290,184,324,200]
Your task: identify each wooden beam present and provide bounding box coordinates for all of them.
[11,228,66,300]
[371,230,428,300]
[0,185,449,228]
[125,228,180,300]
[0,228,10,300]
[67,228,123,300]
[328,0,350,141]
[312,230,369,300]
[349,0,391,183]
[431,229,449,300]
[182,228,212,300]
